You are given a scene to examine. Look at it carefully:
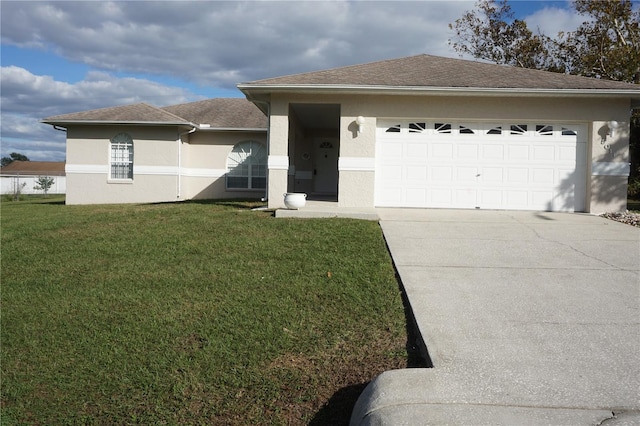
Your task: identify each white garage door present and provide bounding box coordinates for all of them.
[375,121,587,211]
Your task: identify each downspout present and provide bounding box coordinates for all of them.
[177,125,197,200]
[250,100,271,202]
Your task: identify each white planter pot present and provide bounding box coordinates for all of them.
[283,193,307,209]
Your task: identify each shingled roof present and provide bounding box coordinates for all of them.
[42,98,267,129]
[162,98,267,129]
[240,54,640,93]
[0,161,65,176]
[42,103,190,125]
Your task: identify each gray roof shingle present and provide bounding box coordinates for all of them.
[42,98,267,129]
[244,54,640,91]
[0,161,66,176]
[162,98,267,128]
[43,103,189,124]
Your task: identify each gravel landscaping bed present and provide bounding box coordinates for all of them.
[599,211,640,227]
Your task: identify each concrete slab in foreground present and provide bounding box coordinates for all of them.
[351,209,640,425]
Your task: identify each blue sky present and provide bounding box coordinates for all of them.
[1,1,580,162]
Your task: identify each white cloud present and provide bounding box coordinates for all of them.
[0,66,203,161]
[523,5,585,37]
[1,1,474,87]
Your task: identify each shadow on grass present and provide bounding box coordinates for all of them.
[177,198,268,210]
[1,195,66,205]
[308,383,368,426]
[145,198,269,211]
[309,268,431,425]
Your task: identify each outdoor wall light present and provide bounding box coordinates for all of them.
[355,116,366,135]
[607,120,620,138]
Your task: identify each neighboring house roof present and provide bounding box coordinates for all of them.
[0,161,66,176]
[239,54,640,101]
[42,98,267,130]
[162,98,268,129]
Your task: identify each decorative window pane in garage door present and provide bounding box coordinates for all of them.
[375,121,587,212]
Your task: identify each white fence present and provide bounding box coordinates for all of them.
[1,174,66,195]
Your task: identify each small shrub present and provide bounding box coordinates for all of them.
[33,176,55,197]
[628,176,640,200]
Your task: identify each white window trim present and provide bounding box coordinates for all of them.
[226,140,267,191]
[109,133,134,181]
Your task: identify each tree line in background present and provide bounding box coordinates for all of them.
[1,152,30,167]
[450,0,640,197]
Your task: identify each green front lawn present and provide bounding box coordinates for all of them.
[1,197,408,425]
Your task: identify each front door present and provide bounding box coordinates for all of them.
[313,138,338,194]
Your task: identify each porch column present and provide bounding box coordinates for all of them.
[267,101,289,209]
[338,115,376,208]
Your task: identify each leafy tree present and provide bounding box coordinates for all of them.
[449,0,560,71]
[559,0,639,84]
[450,0,639,82]
[1,152,30,167]
[34,176,55,197]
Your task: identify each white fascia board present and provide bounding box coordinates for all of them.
[238,84,640,99]
[196,127,267,132]
[40,120,197,127]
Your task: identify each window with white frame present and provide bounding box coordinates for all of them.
[110,133,133,180]
[226,141,267,190]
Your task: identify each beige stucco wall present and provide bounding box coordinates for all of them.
[267,92,633,212]
[65,125,267,205]
[65,125,180,205]
[588,120,631,213]
[181,130,267,200]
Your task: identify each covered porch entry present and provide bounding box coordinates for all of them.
[287,103,341,201]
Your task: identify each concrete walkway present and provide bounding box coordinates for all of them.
[351,209,640,425]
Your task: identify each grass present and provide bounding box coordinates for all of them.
[1,196,411,425]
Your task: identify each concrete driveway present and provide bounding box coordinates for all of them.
[351,209,640,425]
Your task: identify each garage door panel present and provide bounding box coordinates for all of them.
[480,167,503,183]
[380,164,403,180]
[508,145,530,160]
[430,188,453,205]
[532,191,555,210]
[456,167,478,181]
[505,190,529,207]
[407,166,427,181]
[431,166,453,182]
[479,189,503,207]
[432,143,454,158]
[377,187,403,205]
[375,122,586,212]
[405,188,427,205]
[532,168,555,184]
[533,145,555,161]
[558,145,578,161]
[407,142,428,158]
[507,168,529,184]
[457,144,479,159]
[455,188,477,207]
[379,142,402,157]
[481,144,505,160]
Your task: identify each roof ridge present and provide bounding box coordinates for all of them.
[244,54,429,84]
[161,97,246,109]
[241,53,640,91]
